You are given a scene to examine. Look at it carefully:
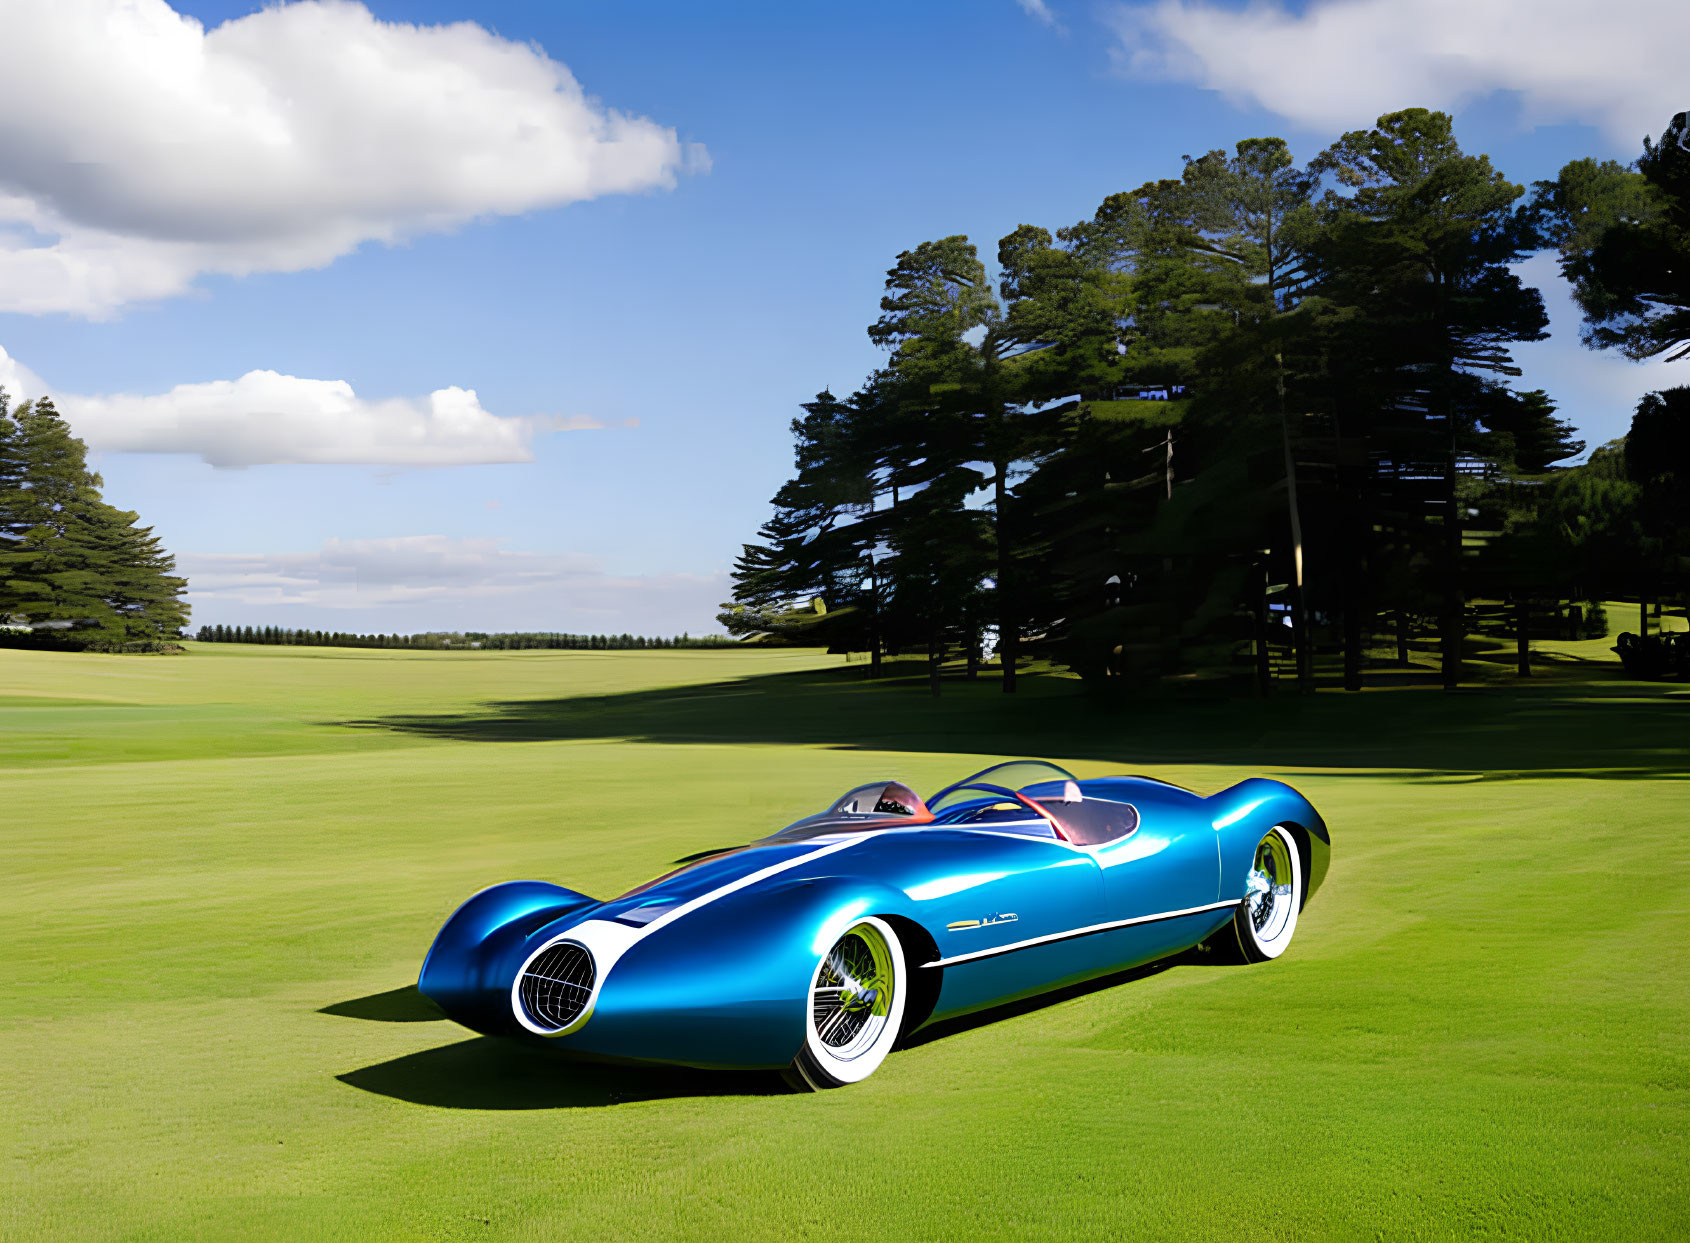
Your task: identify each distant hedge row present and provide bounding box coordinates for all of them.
[194,625,737,651]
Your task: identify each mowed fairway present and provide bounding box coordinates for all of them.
[3,642,1687,1241]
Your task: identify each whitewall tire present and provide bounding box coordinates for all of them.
[789,916,906,1090]
[1231,825,1303,962]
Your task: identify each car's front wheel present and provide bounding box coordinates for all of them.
[1228,825,1304,962]
[787,916,906,1090]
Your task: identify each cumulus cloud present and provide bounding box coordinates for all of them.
[0,343,48,403]
[1107,0,1690,146]
[56,373,600,469]
[182,536,729,631]
[0,0,706,316]
[0,344,600,468]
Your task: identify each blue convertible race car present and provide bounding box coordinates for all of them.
[419,760,1330,1089]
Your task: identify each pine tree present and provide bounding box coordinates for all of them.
[1483,389,1584,474]
[0,399,124,645]
[0,391,26,559]
[85,502,190,646]
[723,388,877,651]
[1626,387,1690,606]
[869,236,1043,690]
[0,394,29,636]
[1535,112,1690,363]
[0,396,190,649]
[1309,109,1548,688]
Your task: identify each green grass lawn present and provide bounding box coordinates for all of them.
[2,640,1687,1240]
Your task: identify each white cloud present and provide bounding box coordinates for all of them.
[0,344,600,468]
[182,535,729,632]
[1017,0,1060,27]
[55,372,599,469]
[1107,0,1690,147]
[0,0,706,316]
[0,342,48,403]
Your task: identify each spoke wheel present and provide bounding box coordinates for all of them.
[789,916,906,1089]
[1230,825,1303,962]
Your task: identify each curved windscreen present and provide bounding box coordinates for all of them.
[928,761,1077,814]
[929,786,1055,836]
[828,781,929,819]
[760,780,934,844]
[927,761,1139,846]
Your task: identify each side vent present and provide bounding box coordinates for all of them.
[517,941,595,1031]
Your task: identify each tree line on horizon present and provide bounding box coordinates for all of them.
[723,107,1690,694]
[193,625,738,651]
[1,392,189,651]
[2,393,744,659]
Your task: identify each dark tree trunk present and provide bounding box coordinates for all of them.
[1254,567,1273,697]
[927,627,942,698]
[1396,609,1411,667]
[1441,452,1464,690]
[1343,599,1363,691]
[1289,584,1314,691]
[995,464,1017,694]
[1278,405,1313,695]
[1342,479,1365,692]
[867,581,882,680]
[1515,598,1531,677]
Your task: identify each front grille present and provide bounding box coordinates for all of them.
[518,941,595,1031]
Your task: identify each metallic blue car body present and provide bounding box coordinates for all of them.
[419,766,1330,1070]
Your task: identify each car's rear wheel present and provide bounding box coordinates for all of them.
[787,916,906,1090]
[1227,825,1303,962]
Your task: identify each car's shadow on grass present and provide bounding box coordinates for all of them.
[319,985,443,1022]
[337,1036,789,1108]
[327,960,1204,1109]
[325,986,789,1107]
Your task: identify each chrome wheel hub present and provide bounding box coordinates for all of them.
[1247,833,1295,939]
[812,924,895,1057]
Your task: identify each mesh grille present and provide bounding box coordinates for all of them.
[518,941,595,1031]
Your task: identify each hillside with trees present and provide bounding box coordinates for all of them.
[0,391,189,651]
[723,108,1690,694]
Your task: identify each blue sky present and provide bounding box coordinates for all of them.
[0,0,1682,634]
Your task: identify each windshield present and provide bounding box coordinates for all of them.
[926,761,1140,846]
[760,780,934,845]
[928,783,1060,838]
[928,761,1077,815]
[827,781,929,818]
[763,762,1137,849]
